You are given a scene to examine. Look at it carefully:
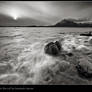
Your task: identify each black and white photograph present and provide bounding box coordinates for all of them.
[0,1,92,86]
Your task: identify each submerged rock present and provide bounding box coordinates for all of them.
[76,65,92,79]
[44,41,61,56]
[76,60,92,79]
[66,53,73,57]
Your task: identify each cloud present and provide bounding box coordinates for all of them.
[0,1,92,25]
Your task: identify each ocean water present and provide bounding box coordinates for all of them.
[0,27,92,85]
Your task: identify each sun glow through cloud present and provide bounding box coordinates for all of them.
[9,8,19,20]
[11,13,18,20]
[13,15,17,20]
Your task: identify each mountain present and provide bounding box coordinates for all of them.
[52,19,92,27]
[0,14,47,27]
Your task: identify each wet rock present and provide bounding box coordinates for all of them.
[55,41,61,51]
[44,41,61,56]
[66,53,73,57]
[76,60,92,79]
[76,65,92,79]
[80,32,92,36]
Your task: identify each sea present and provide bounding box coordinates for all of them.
[0,27,92,84]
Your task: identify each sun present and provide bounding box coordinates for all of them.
[13,14,18,20]
[9,9,19,20]
[11,13,18,20]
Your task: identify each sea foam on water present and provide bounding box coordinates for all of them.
[0,34,92,84]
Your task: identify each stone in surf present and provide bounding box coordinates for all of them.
[44,41,61,56]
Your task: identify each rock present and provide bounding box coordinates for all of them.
[55,41,61,51]
[80,32,92,36]
[66,53,73,57]
[76,60,92,79]
[76,65,92,79]
[44,41,61,56]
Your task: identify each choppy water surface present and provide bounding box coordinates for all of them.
[0,27,92,85]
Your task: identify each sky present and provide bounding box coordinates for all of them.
[0,1,92,25]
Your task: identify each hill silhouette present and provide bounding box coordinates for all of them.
[51,19,92,27]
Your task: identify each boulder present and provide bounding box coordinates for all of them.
[76,60,92,79]
[76,65,92,79]
[44,41,61,56]
[55,41,61,51]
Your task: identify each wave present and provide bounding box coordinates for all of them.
[0,34,22,39]
[0,34,92,84]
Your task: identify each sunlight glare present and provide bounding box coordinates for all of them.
[10,8,19,20]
